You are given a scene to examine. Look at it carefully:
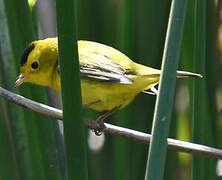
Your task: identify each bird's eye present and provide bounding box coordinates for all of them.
[31,61,39,70]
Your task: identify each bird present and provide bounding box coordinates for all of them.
[15,38,202,133]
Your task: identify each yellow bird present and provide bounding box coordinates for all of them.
[15,38,201,129]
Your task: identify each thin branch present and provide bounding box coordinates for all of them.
[0,86,222,159]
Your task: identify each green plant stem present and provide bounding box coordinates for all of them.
[56,0,88,179]
[3,0,62,179]
[145,0,187,179]
[191,0,217,179]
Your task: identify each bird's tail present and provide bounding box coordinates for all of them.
[141,70,202,95]
[176,70,203,78]
[137,70,203,79]
[133,62,203,79]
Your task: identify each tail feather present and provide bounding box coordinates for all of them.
[176,70,203,78]
[133,63,202,78]
[141,70,202,96]
[137,71,202,79]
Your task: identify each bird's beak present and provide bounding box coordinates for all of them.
[15,74,27,87]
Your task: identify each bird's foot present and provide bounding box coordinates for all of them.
[84,119,106,136]
[85,108,118,136]
[93,116,106,136]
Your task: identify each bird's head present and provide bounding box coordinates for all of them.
[15,38,59,90]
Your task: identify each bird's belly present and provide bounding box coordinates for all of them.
[81,80,137,112]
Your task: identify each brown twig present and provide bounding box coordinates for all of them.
[0,86,222,159]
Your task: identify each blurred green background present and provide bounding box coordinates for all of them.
[0,0,221,179]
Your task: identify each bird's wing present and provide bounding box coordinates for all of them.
[56,54,132,83]
[79,53,133,84]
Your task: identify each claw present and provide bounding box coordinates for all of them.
[86,107,119,136]
[94,130,103,136]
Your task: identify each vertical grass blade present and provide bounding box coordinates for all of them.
[191,0,217,179]
[2,0,62,179]
[145,0,187,179]
[131,2,170,179]
[113,1,134,179]
[0,45,20,180]
[206,0,218,148]
[56,0,88,179]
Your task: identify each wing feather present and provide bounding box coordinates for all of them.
[79,54,133,84]
[56,51,135,84]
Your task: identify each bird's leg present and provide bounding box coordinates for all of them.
[94,107,118,136]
